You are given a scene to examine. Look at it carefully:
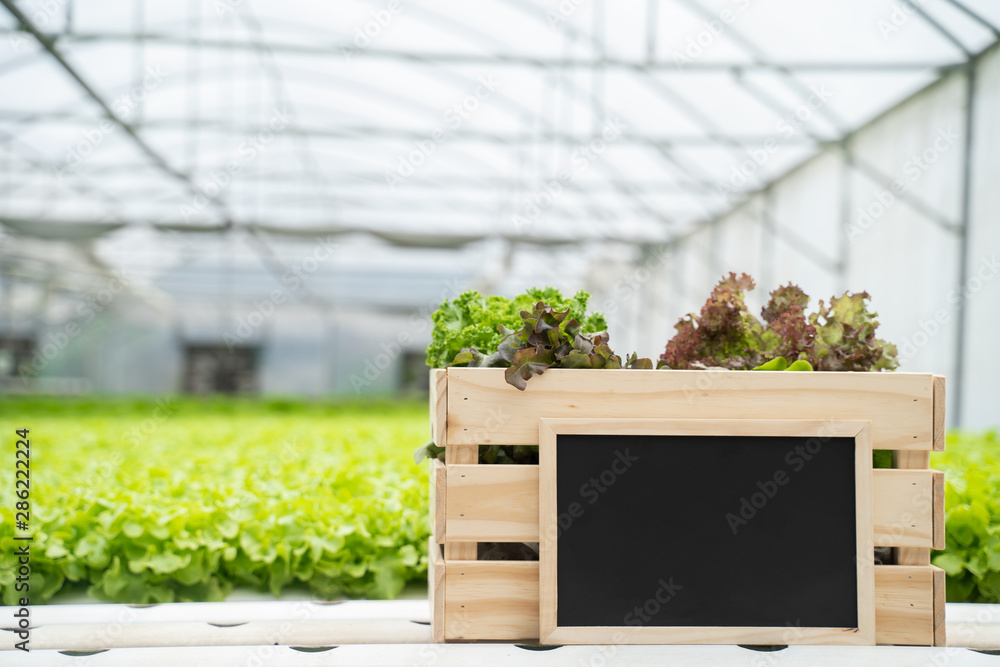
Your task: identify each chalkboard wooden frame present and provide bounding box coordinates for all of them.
[538,418,876,645]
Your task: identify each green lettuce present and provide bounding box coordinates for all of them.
[450,301,652,391]
[425,287,607,368]
[931,431,1000,603]
[0,397,431,604]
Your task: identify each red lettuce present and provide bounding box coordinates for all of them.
[659,274,897,372]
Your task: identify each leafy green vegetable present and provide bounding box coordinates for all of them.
[931,431,1000,603]
[658,273,898,372]
[413,440,445,464]
[660,273,761,370]
[752,357,788,371]
[872,450,893,469]
[0,397,431,604]
[450,301,652,391]
[807,292,899,371]
[751,358,814,371]
[785,360,814,371]
[425,287,606,368]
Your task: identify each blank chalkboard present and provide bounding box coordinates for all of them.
[538,419,875,645]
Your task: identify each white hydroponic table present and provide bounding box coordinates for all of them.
[2,600,998,666]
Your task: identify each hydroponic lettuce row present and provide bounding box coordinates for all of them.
[659,273,899,372]
[931,431,1000,603]
[0,398,431,604]
[425,287,607,369]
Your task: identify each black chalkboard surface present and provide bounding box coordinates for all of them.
[538,419,875,645]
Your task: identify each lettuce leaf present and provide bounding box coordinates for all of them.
[425,287,607,368]
[451,301,652,390]
[658,274,897,372]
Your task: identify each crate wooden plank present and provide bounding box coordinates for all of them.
[443,440,477,557]
[932,375,946,452]
[429,539,446,643]
[933,566,947,647]
[443,465,936,549]
[896,549,931,566]
[431,459,447,544]
[447,464,539,542]
[544,625,872,646]
[892,450,933,566]
[894,450,931,468]
[444,561,539,641]
[856,426,878,644]
[431,369,448,448]
[932,471,946,550]
[444,542,477,559]
[872,469,940,548]
[446,369,934,450]
[874,566,935,645]
[436,366,477,559]
[436,562,936,644]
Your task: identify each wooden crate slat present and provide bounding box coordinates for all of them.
[872,469,940,547]
[446,369,934,450]
[933,375,947,452]
[428,539,446,643]
[437,560,937,644]
[892,448,935,567]
[437,366,477,559]
[894,450,931,468]
[446,464,539,542]
[431,459,447,544]
[874,565,936,646]
[933,566,947,647]
[896,548,931,566]
[444,561,539,641]
[443,465,938,549]
[431,369,448,448]
[443,436,477,558]
[444,542,477,559]
[932,471,946,550]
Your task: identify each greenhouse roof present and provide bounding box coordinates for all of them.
[0,0,998,299]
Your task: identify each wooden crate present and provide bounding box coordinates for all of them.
[428,368,947,645]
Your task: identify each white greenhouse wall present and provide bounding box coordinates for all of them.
[651,43,1000,429]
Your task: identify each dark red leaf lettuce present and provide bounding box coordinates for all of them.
[659,275,897,372]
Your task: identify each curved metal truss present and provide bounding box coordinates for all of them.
[1,0,996,243]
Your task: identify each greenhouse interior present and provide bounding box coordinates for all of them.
[1,0,999,663]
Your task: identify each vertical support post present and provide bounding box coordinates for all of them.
[838,142,853,289]
[952,63,978,428]
[645,0,658,63]
[708,219,720,279]
[132,0,145,123]
[436,369,477,561]
[591,0,605,134]
[893,446,932,567]
[760,187,775,291]
[893,375,944,567]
